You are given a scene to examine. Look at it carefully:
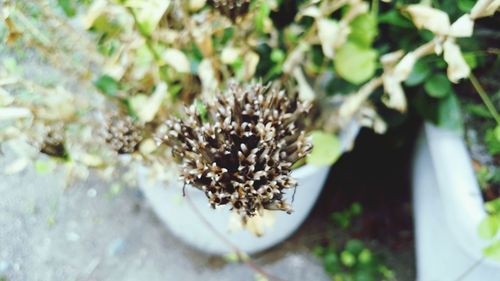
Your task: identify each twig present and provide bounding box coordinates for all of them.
[184,191,285,281]
[453,257,484,281]
[469,72,500,125]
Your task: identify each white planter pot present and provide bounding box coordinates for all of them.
[413,123,500,280]
[138,163,330,255]
[138,122,361,255]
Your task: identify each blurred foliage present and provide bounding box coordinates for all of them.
[315,204,395,281]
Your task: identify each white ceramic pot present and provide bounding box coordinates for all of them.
[413,123,500,280]
[138,163,330,255]
[139,122,361,255]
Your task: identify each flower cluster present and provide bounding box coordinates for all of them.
[157,83,312,219]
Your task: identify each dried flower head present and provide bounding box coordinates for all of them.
[105,115,143,154]
[209,0,251,22]
[40,124,66,158]
[157,82,312,219]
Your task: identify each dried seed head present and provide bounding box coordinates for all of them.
[40,124,66,158]
[157,82,312,220]
[105,115,143,154]
[209,0,251,22]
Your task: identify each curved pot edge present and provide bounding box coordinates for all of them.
[422,122,500,267]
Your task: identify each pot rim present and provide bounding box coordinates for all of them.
[423,122,500,267]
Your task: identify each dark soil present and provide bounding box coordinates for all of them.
[257,115,420,280]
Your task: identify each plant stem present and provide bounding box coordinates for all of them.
[469,72,500,125]
[185,192,285,281]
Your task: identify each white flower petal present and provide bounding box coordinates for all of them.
[162,49,191,73]
[293,68,315,102]
[317,18,341,58]
[394,52,417,81]
[406,4,451,35]
[449,14,474,37]
[221,47,241,65]
[382,75,407,112]
[443,39,471,83]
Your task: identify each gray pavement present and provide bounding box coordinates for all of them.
[0,148,329,281]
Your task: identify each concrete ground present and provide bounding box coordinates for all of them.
[0,148,330,281]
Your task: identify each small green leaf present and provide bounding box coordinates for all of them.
[334,42,377,85]
[94,75,119,97]
[485,126,500,155]
[270,49,285,63]
[345,239,364,255]
[478,215,500,240]
[350,202,362,215]
[196,100,208,123]
[405,60,432,86]
[484,239,500,261]
[358,249,373,264]
[463,52,477,69]
[486,198,500,214]
[424,74,452,98]
[458,0,476,12]
[437,93,463,133]
[324,251,340,273]
[348,13,378,48]
[255,1,271,33]
[58,0,77,17]
[340,251,356,267]
[306,131,341,166]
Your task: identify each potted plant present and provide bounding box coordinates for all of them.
[404,0,500,279]
[1,0,397,255]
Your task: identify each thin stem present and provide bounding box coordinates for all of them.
[454,257,484,281]
[184,192,285,281]
[469,72,500,125]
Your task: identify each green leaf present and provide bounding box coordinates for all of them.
[437,93,463,133]
[348,13,378,48]
[94,75,119,97]
[334,42,377,85]
[324,250,340,273]
[358,249,373,264]
[405,59,432,86]
[486,198,500,214]
[463,52,478,69]
[458,0,476,12]
[478,215,500,240]
[195,100,208,123]
[340,251,356,267]
[485,126,500,155]
[484,239,500,261]
[424,74,452,98]
[350,202,362,215]
[378,10,413,28]
[58,0,77,17]
[306,131,341,166]
[255,1,271,33]
[345,239,364,255]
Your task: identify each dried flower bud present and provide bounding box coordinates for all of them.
[40,124,66,158]
[209,0,251,22]
[105,115,143,154]
[157,82,312,220]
